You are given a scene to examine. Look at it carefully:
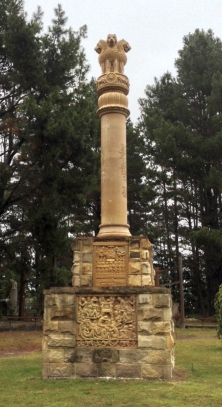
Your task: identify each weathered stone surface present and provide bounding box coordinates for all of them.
[45,349,64,363]
[138,335,166,349]
[152,294,171,308]
[82,264,92,274]
[137,307,163,321]
[138,321,171,335]
[141,250,149,260]
[72,263,80,275]
[140,238,152,250]
[130,251,140,258]
[45,306,75,321]
[128,275,141,286]
[73,275,80,286]
[163,365,173,379]
[141,262,151,274]
[82,252,92,262]
[42,335,50,351]
[80,275,92,286]
[48,363,72,378]
[46,334,76,348]
[74,252,81,262]
[129,241,140,250]
[76,363,98,377]
[119,349,172,365]
[166,334,175,350]
[97,363,116,378]
[163,308,172,321]
[45,294,75,308]
[116,364,141,379]
[71,240,81,251]
[142,275,152,286]
[64,349,92,363]
[92,349,119,363]
[141,364,163,379]
[129,262,141,274]
[138,294,152,305]
[43,321,58,333]
[59,321,75,334]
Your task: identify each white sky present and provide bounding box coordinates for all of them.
[24,0,222,123]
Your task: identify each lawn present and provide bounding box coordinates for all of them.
[0,329,221,407]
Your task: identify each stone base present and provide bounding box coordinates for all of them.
[42,286,175,380]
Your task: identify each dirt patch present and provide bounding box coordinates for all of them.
[0,331,42,357]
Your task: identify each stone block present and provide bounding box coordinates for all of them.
[82,264,92,275]
[45,306,75,321]
[142,275,152,286]
[46,349,64,363]
[163,365,173,379]
[42,336,48,351]
[141,250,149,260]
[97,363,116,378]
[163,308,172,321]
[129,262,141,274]
[141,262,151,274]
[138,321,171,335]
[130,251,140,259]
[80,275,92,286]
[116,364,141,379]
[140,238,152,250]
[71,240,81,251]
[43,321,59,333]
[82,239,93,248]
[128,274,141,286]
[74,252,81,262]
[59,321,75,335]
[48,363,72,378]
[92,349,119,363]
[137,307,163,321]
[73,275,80,287]
[46,333,76,348]
[72,264,80,275]
[119,349,172,365]
[138,335,166,349]
[152,294,171,308]
[45,294,75,308]
[76,363,98,378]
[82,252,92,262]
[64,349,92,363]
[129,238,140,250]
[141,364,163,379]
[138,294,152,305]
[166,334,175,350]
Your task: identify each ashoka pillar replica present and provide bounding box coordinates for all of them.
[42,34,175,380]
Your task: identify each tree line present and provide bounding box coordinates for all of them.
[1,0,222,317]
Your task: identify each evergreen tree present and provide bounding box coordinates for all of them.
[139,29,222,315]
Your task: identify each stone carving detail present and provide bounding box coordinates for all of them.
[95,34,131,74]
[77,295,137,348]
[93,243,128,286]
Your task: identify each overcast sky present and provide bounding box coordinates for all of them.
[24,0,222,123]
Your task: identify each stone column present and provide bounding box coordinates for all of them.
[95,35,132,237]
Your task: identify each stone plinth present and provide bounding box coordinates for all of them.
[42,286,174,380]
[71,237,155,288]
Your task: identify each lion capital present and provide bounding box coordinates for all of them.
[95,34,131,75]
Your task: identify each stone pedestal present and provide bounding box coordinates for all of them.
[42,286,174,380]
[42,237,175,380]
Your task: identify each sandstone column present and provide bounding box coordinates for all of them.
[95,35,131,237]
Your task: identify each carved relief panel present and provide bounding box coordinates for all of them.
[93,242,128,287]
[76,295,137,348]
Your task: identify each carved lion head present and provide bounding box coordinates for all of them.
[107,34,117,47]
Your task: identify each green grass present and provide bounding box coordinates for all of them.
[0,329,222,407]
